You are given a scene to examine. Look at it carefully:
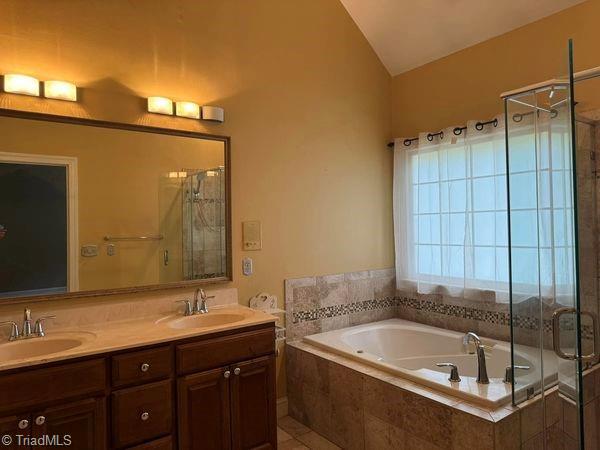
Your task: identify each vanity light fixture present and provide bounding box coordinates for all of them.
[3,74,40,97]
[167,171,188,178]
[147,96,174,115]
[201,105,224,123]
[44,80,77,101]
[175,101,200,119]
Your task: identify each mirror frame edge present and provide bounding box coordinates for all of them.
[0,107,233,306]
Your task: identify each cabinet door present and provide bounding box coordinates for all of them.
[0,414,32,449]
[230,356,276,450]
[32,398,106,450]
[178,367,231,450]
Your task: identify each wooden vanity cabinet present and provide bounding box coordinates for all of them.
[33,398,106,449]
[177,355,276,450]
[0,322,276,450]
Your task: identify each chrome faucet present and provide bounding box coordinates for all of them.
[0,321,20,341]
[503,365,530,384]
[194,288,214,314]
[177,289,215,316]
[22,308,33,338]
[463,332,489,384]
[0,308,55,342]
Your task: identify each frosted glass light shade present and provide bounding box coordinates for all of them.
[175,101,200,119]
[147,96,173,115]
[201,106,224,122]
[44,80,77,101]
[3,74,40,96]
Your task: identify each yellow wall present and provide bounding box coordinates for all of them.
[391,0,600,137]
[0,0,394,303]
[0,0,393,396]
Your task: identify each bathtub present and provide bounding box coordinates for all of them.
[303,318,557,407]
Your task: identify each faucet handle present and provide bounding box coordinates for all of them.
[33,316,56,337]
[503,365,530,384]
[436,362,461,382]
[0,321,20,341]
[176,300,193,316]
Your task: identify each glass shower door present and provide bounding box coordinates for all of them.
[505,40,596,448]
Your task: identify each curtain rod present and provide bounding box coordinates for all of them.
[387,118,498,148]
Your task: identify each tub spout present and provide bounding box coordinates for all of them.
[463,332,489,384]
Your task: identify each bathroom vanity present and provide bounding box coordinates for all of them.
[0,307,277,450]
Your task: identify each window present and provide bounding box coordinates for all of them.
[393,119,575,303]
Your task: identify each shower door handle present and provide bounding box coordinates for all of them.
[552,307,598,361]
[581,311,599,362]
[163,250,169,266]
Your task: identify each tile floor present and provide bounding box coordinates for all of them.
[278,415,340,450]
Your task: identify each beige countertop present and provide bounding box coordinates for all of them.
[0,305,277,372]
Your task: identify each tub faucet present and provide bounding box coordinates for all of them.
[22,308,33,338]
[463,332,489,384]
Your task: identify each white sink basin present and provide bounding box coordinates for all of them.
[0,333,94,360]
[159,312,248,330]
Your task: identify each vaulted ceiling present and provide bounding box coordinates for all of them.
[339,0,586,76]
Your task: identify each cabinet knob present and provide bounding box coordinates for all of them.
[234,367,241,376]
[140,363,150,372]
[18,419,29,429]
[140,412,150,421]
[35,416,45,426]
[223,370,231,379]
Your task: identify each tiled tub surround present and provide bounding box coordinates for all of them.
[285,269,590,349]
[285,269,397,341]
[286,340,600,450]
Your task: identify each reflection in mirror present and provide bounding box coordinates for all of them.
[0,114,230,301]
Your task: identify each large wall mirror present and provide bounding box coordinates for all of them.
[0,110,231,303]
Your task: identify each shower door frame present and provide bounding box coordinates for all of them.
[502,40,600,448]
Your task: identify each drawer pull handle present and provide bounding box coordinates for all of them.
[223,370,231,379]
[140,363,150,372]
[140,412,150,421]
[35,416,45,426]
[18,419,29,429]
[234,367,241,376]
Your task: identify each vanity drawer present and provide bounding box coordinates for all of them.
[176,327,275,374]
[126,435,173,450]
[112,346,172,388]
[111,380,172,448]
[0,358,106,413]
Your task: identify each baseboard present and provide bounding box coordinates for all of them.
[277,396,288,419]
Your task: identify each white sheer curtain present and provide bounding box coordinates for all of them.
[506,106,575,304]
[393,115,510,301]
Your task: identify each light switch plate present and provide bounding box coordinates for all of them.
[242,257,253,276]
[242,220,262,250]
[81,245,98,257]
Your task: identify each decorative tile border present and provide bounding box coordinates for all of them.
[292,297,396,323]
[285,270,595,341]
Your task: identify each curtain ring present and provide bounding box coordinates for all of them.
[427,133,434,141]
[453,127,462,136]
[403,139,412,147]
[439,131,444,140]
[475,122,484,131]
[493,118,498,127]
[513,113,523,123]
